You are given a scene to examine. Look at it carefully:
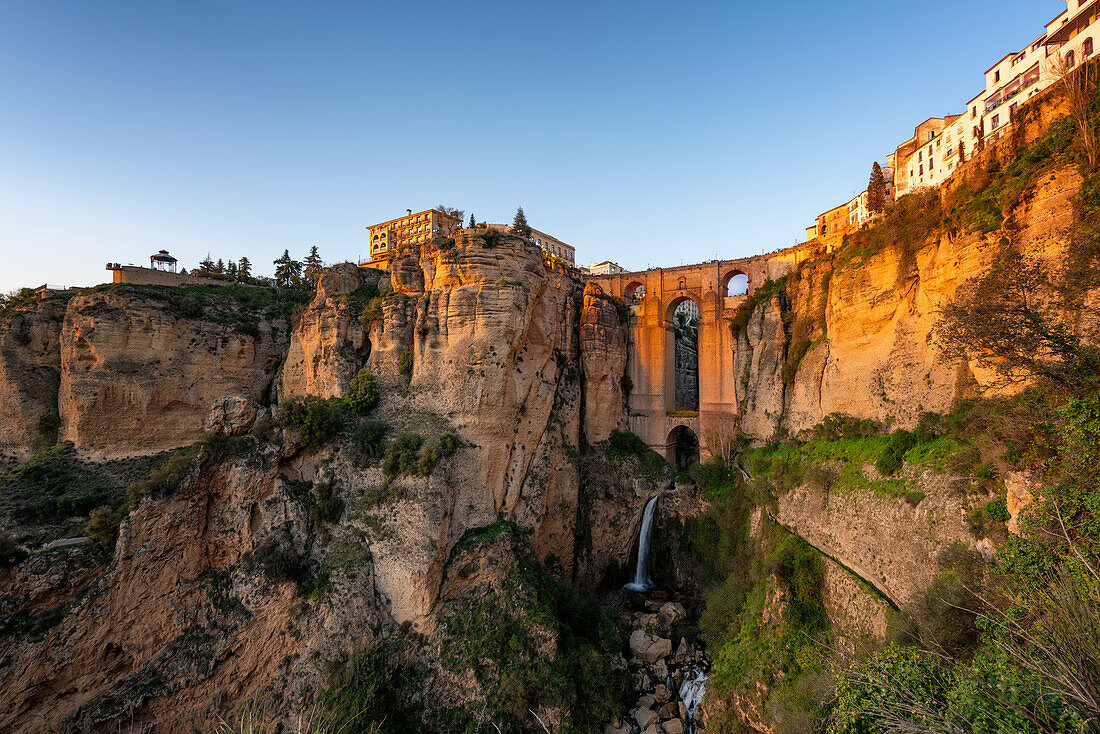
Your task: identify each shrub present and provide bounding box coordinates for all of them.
[36,413,60,444]
[398,346,414,379]
[811,412,880,441]
[344,369,379,415]
[127,444,199,508]
[0,530,27,568]
[249,538,311,591]
[311,483,344,524]
[352,420,388,464]
[85,505,126,551]
[383,433,423,476]
[279,396,345,449]
[875,429,918,476]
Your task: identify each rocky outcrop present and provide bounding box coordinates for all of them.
[278,264,388,401]
[775,478,975,609]
[57,287,286,456]
[0,296,68,454]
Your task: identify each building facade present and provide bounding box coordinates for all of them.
[895,1,1100,197]
[588,261,626,276]
[484,223,577,265]
[363,208,462,268]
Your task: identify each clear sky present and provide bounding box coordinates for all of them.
[0,0,1065,291]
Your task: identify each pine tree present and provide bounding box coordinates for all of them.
[958,140,966,165]
[468,213,476,228]
[303,245,324,285]
[215,258,225,274]
[237,256,252,280]
[227,261,238,279]
[867,162,887,214]
[273,249,302,288]
[198,255,215,273]
[512,207,530,237]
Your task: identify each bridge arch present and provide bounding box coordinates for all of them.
[666,295,700,413]
[624,280,646,301]
[723,270,749,297]
[668,424,700,472]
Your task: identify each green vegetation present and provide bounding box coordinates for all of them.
[343,369,379,415]
[437,548,625,732]
[86,281,312,327]
[381,432,460,477]
[278,395,346,449]
[398,346,414,379]
[601,429,668,478]
[730,277,787,335]
[0,529,27,568]
[85,505,126,551]
[449,519,524,561]
[351,419,388,464]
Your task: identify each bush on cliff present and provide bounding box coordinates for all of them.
[85,505,126,551]
[351,420,388,465]
[278,395,346,450]
[0,530,27,568]
[344,369,379,415]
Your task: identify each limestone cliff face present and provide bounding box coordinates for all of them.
[276,236,633,623]
[278,264,389,400]
[57,288,286,456]
[733,166,1084,441]
[0,296,68,454]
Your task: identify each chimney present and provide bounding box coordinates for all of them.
[406,209,412,216]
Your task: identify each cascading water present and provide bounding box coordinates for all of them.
[678,669,708,732]
[623,495,658,592]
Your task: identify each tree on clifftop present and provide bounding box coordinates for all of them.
[468,213,476,228]
[303,245,324,285]
[512,207,530,237]
[273,249,303,289]
[868,162,887,214]
[237,256,252,280]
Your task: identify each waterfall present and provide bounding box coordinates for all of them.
[679,669,708,733]
[623,496,658,592]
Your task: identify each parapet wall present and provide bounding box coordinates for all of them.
[107,265,228,287]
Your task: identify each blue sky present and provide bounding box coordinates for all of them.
[0,0,1063,291]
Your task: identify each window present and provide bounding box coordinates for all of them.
[1067,50,1076,68]
[992,114,1000,129]
[971,106,977,119]
[1087,37,1094,56]
[1010,102,1018,117]
[918,150,923,160]
[919,165,924,175]
[994,70,1001,82]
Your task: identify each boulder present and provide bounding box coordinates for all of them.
[659,601,687,627]
[654,683,670,705]
[204,395,260,437]
[629,629,673,663]
[603,719,632,734]
[662,718,687,734]
[633,707,659,729]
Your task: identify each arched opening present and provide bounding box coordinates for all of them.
[668,297,699,411]
[669,425,699,472]
[723,271,749,297]
[625,281,646,301]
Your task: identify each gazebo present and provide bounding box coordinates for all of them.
[150,250,178,273]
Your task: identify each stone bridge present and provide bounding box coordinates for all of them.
[589,248,811,468]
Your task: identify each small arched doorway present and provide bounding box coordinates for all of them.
[669,425,699,472]
[723,271,749,296]
[625,281,646,301]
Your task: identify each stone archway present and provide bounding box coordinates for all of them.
[723,270,749,297]
[625,280,646,302]
[666,296,699,413]
[668,425,700,472]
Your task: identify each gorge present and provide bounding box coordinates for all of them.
[2,82,1100,734]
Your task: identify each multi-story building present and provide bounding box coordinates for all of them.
[484,223,577,265]
[895,1,1100,197]
[809,201,852,244]
[362,208,462,268]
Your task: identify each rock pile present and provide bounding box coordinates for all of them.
[605,599,708,734]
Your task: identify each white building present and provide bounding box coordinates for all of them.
[897,0,1100,197]
[588,261,626,276]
